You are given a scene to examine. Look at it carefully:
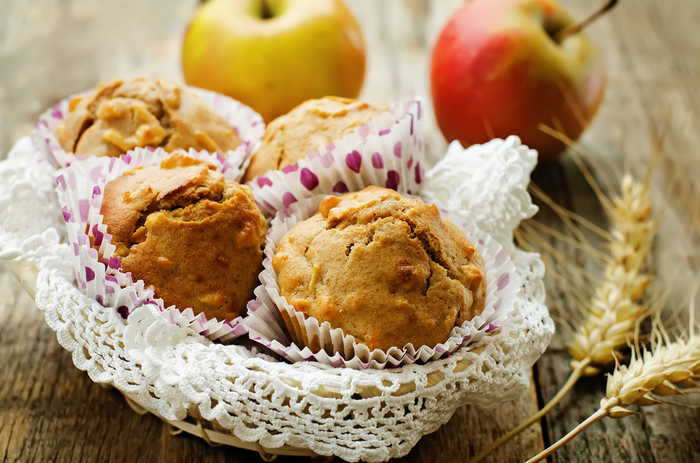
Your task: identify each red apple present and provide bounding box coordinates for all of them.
[430,0,606,162]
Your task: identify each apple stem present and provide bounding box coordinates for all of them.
[555,0,618,43]
[260,0,274,20]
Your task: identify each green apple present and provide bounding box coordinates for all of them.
[182,0,366,122]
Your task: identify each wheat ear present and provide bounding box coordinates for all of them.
[526,319,700,463]
[566,174,655,373]
[469,174,654,463]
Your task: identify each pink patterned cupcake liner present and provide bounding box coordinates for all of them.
[54,147,252,342]
[244,195,520,370]
[33,85,265,179]
[249,98,425,217]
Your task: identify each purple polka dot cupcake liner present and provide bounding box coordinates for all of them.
[54,147,251,343]
[249,98,425,217]
[244,195,520,370]
[32,85,265,178]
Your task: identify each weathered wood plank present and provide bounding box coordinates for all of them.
[0,260,164,463]
[3,0,700,461]
[397,371,544,463]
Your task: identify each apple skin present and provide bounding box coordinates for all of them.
[182,0,366,123]
[430,0,606,162]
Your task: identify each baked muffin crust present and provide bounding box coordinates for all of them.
[101,153,267,321]
[243,96,387,182]
[56,77,240,158]
[272,186,487,352]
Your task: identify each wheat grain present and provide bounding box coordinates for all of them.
[526,324,700,463]
[605,334,700,410]
[566,174,655,374]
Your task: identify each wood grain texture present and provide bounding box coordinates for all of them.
[1,0,700,462]
[529,0,700,461]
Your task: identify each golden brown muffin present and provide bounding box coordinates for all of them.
[272,186,487,352]
[243,97,388,183]
[101,153,267,321]
[56,77,240,158]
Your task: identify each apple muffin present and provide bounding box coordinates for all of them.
[101,153,267,321]
[243,96,388,182]
[56,77,240,158]
[272,186,487,352]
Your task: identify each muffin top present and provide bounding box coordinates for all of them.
[272,186,487,352]
[243,96,388,182]
[56,77,240,158]
[101,153,267,321]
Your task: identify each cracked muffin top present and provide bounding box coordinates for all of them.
[272,186,487,352]
[56,77,240,158]
[101,153,267,321]
[243,96,388,183]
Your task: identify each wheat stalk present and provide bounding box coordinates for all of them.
[526,315,700,463]
[469,170,655,463]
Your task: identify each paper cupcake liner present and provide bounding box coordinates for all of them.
[32,85,265,178]
[249,97,425,217]
[244,195,520,370]
[54,147,252,342]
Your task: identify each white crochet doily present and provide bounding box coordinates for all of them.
[0,136,553,463]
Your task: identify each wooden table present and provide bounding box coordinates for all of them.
[2,0,700,461]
